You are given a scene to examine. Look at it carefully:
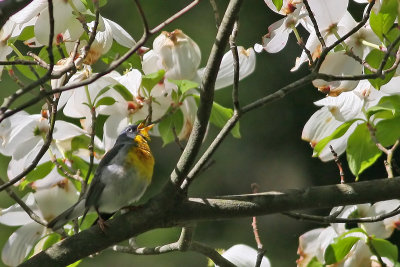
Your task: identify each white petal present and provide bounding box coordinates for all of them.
[34,1,76,45]
[260,18,291,53]
[302,107,342,144]
[342,240,372,267]
[363,200,400,239]
[314,91,364,122]
[1,222,46,266]
[217,244,271,267]
[153,30,201,80]
[34,181,79,222]
[103,114,130,151]
[312,52,362,94]
[297,228,325,266]
[103,17,135,48]
[0,193,38,226]
[142,50,160,75]
[31,167,65,190]
[116,69,142,96]
[53,120,84,140]
[330,205,361,234]
[10,0,47,24]
[307,0,348,31]
[318,122,358,161]
[212,47,256,90]
[380,76,400,95]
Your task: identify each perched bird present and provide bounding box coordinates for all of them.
[48,123,155,230]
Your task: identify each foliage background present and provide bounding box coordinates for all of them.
[0,0,391,266]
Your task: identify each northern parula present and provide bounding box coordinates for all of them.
[48,123,155,230]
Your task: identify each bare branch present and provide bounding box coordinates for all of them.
[169,0,244,189]
[22,177,400,266]
[303,0,326,48]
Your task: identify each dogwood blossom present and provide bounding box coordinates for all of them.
[217,244,271,267]
[0,180,78,266]
[302,80,385,161]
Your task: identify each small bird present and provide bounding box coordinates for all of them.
[48,123,155,230]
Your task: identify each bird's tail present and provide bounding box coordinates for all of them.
[47,199,86,230]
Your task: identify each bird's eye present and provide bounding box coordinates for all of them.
[127,128,133,133]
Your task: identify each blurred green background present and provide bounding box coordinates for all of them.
[0,0,385,266]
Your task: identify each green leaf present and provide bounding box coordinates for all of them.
[80,0,107,12]
[380,0,398,15]
[16,26,34,41]
[384,26,400,47]
[370,238,398,262]
[364,49,396,89]
[306,257,324,267]
[93,86,112,104]
[79,213,98,230]
[42,233,61,250]
[158,108,184,146]
[376,116,400,147]
[101,41,142,70]
[112,84,133,101]
[67,260,82,267]
[210,101,241,138]
[193,95,240,138]
[337,228,368,239]
[168,79,199,94]
[313,119,359,157]
[20,161,54,190]
[272,0,283,11]
[142,70,165,92]
[370,11,396,41]
[346,123,382,178]
[324,236,361,264]
[95,96,116,108]
[367,95,400,118]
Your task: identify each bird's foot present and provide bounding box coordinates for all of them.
[97,216,108,232]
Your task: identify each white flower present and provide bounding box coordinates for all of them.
[67,15,136,65]
[59,67,121,130]
[217,244,271,267]
[4,111,85,181]
[302,80,385,161]
[153,29,201,80]
[0,180,78,266]
[148,30,256,139]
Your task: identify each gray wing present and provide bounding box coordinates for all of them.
[85,144,124,209]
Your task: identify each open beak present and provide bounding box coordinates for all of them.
[138,123,154,140]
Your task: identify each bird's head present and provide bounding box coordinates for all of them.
[117,123,154,146]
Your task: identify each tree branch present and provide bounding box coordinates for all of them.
[23,177,400,266]
[169,0,244,189]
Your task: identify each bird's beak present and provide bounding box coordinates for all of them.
[138,123,154,140]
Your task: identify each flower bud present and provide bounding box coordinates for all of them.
[153,29,201,80]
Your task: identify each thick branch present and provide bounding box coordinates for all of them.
[169,0,244,188]
[24,177,400,266]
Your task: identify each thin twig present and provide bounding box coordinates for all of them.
[284,204,400,224]
[83,105,97,192]
[230,19,240,112]
[0,0,201,124]
[0,97,59,192]
[251,183,265,267]
[303,0,325,48]
[172,124,184,151]
[0,177,47,226]
[329,145,345,184]
[209,0,221,28]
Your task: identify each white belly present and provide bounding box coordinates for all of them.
[96,164,149,213]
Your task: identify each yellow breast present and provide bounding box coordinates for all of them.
[124,135,154,183]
